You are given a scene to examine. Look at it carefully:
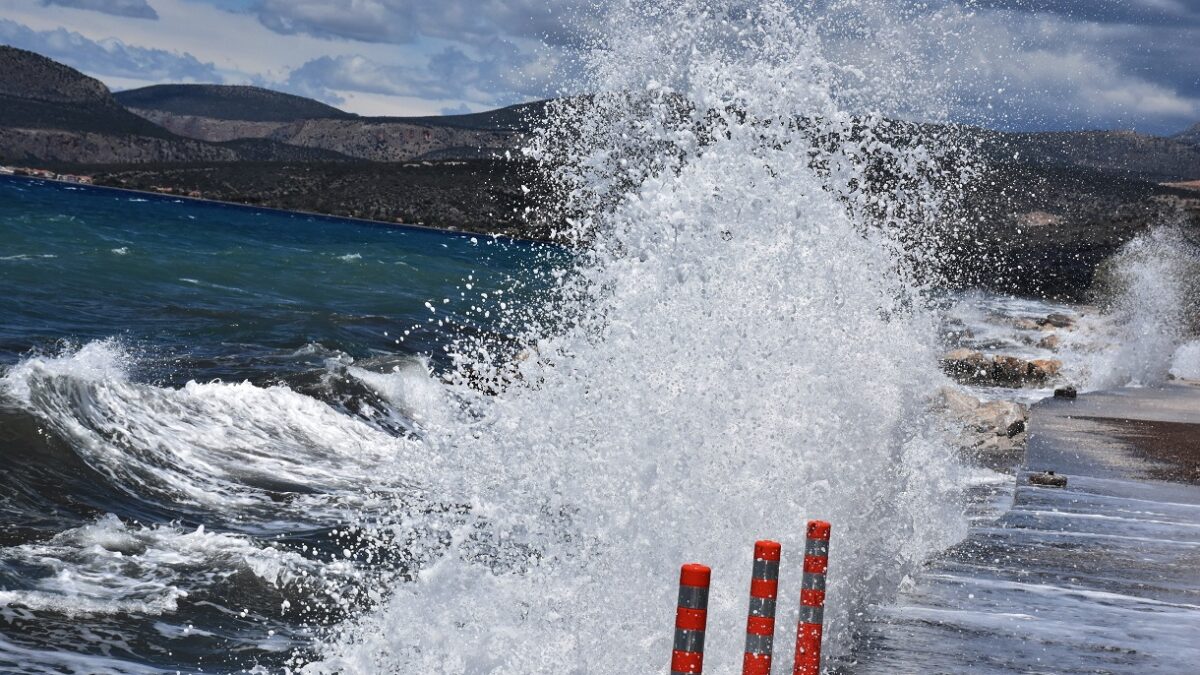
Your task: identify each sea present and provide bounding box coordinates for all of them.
[0,176,562,673]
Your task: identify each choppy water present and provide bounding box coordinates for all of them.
[0,176,560,673]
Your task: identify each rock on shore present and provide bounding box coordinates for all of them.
[934,386,1030,467]
[941,349,1062,387]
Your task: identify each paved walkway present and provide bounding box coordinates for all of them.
[843,383,1200,674]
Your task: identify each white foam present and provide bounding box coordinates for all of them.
[305,2,974,671]
[0,514,339,619]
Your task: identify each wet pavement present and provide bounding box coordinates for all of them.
[843,382,1200,673]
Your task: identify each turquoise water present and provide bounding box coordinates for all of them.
[0,176,547,379]
[0,175,558,672]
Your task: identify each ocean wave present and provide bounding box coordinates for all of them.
[0,340,432,529]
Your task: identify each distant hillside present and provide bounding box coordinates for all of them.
[0,46,172,138]
[120,87,535,162]
[116,84,354,122]
[0,49,356,165]
[1175,123,1200,147]
[396,100,550,131]
[985,129,1200,183]
[0,45,110,105]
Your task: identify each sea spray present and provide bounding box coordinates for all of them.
[306,1,973,672]
[1085,227,1200,389]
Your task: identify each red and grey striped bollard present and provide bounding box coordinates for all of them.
[672,563,711,674]
[742,540,781,675]
[793,520,831,675]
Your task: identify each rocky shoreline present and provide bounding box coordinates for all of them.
[932,306,1089,470]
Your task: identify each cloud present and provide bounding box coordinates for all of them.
[960,1,1200,27]
[255,0,412,44]
[812,1,1200,134]
[0,19,219,82]
[253,0,593,46]
[40,0,158,20]
[947,6,1200,132]
[282,41,564,109]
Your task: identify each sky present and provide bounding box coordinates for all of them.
[0,0,1197,134]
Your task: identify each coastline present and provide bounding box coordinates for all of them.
[0,172,557,246]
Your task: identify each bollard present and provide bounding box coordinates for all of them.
[742,540,781,675]
[793,520,831,675]
[672,563,711,675]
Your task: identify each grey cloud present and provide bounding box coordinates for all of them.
[0,19,220,82]
[40,0,159,20]
[255,1,414,44]
[934,6,1200,132]
[254,0,594,46]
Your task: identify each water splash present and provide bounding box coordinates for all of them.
[306,1,972,671]
[1085,227,1200,388]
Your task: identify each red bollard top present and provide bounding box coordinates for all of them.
[806,521,831,541]
[680,563,712,588]
[753,540,782,561]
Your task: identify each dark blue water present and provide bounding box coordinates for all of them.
[0,176,558,673]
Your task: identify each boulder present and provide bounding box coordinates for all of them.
[941,351,1063,387]
[933,387,1031,463]
[937,385,981,417]
[977,400,1028,437]
[940,349,990,382]
[1028,471,1068,488]
[1013,317,1040,331]
[992,355,1030,385]
[1037,334,1061,350]
[1030,359,1062,379]
[1038,313,1074,329]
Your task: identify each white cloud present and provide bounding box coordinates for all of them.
[0,18,218,82]
[1,0,1197,130]
[282,41,564,109]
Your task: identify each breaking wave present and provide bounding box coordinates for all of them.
[304,1,973,672]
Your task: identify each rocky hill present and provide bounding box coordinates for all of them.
[986,129,1200,182]
[1175,123,1200,147]
[0,45,112,105]
[115,84,353,122]
[0,48,353,165]
[120,83,535,162]
[2,46,1199,293]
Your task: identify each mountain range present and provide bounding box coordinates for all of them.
[2,44,1199,297]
